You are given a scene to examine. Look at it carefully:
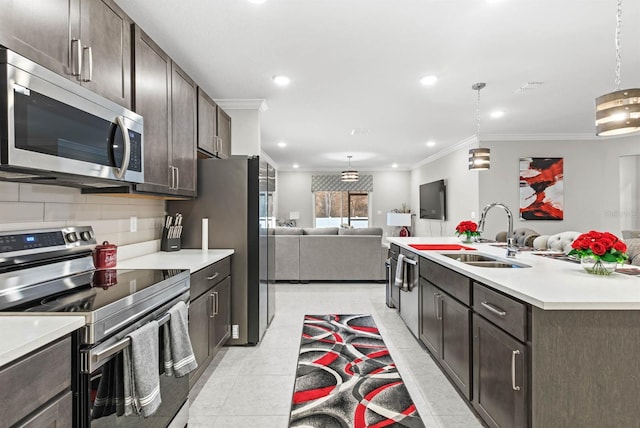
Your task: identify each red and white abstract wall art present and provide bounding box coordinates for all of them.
[519,157,563,220]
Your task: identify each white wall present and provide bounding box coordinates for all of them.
[226,109,261,156]
[411,142,480,237]
[277,170,411,236]
[410,135,640,240]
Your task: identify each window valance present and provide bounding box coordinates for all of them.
[311,175,373,192]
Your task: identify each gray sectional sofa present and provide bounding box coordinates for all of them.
[274,227,386,281]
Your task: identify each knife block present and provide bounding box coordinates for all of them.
[161,228,181,252]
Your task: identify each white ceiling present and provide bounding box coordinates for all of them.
[114,0,640,172]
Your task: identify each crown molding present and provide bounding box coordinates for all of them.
[214,99,269,112]
[411,135,477,170]
[482,133,599,141]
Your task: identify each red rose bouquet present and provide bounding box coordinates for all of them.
[455,220,480,241]
[568,231,628,264]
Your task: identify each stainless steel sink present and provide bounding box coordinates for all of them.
[442,253,530,268]
[442,253,498,262]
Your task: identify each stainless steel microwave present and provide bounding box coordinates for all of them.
[0,49,143,187]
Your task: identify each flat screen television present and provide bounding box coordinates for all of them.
[419,179,447,220]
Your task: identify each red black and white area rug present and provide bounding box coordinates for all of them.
[289,314,425,427]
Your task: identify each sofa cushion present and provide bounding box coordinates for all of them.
[533,231,581,253]
[274,227,303,235]
[303,227,339,235]
[338,227,383,236]
[495,228,539,247]
[625,238,640,266]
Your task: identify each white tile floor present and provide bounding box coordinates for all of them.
[188,282,484,427]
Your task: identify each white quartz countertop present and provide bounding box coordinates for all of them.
[388,236,640,310]
[117,249,234,272]
[0,316,85,367]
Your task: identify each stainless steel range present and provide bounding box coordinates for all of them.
[0,226,190,428]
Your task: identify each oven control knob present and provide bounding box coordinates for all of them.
[80,231,93,241]
[66,232,78,243]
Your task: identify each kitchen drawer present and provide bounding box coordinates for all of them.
[0,336,71,427]
[420,257,471,305]
[473,282,527,341]
[190,256,231,300]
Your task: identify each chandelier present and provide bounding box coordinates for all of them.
[595,0,640,136]
[341,156,359,182]
[469,82,491,170]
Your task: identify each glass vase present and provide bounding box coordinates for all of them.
[458,234,475,244]
[580,256,617,276]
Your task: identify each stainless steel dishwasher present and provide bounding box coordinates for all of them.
[398,248,420,339]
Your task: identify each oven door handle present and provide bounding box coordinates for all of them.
[88,310,171,372]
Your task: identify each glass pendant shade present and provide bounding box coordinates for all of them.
[595,88,640,136]
[469,148,490,170]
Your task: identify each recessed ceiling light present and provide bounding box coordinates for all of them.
[248,0,266,4]
[426,141,436,147]
[277,141,287,148]
[392,163,398,168]
[419,75,438,86]
[292,164,299,169]
[490,110,505,119]
[273,75,291,86]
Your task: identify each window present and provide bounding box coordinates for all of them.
[314,191,369,228]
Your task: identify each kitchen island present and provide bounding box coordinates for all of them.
[388,236,640,428]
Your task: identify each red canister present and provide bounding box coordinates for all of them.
[93,241,117,269]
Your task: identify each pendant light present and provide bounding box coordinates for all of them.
[595,0,640,136]
[469,82,491,170]
[341,155,359,182]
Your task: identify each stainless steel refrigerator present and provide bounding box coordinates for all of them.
[168,156,275,345]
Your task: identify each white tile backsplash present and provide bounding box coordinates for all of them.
[0,182,19,201]
[0,183,166,246]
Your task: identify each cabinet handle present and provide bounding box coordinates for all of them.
[481,301,507,317]
[207,272,220,281]
[209,292,216,318]
[175,167,179,189]
[82,46,93,82]
[214,291,219,315]
[434,293,442,320]
[71,39,82,76]
[169,166,177,189]
[511,350,521,391]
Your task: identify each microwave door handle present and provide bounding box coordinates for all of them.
[114,116,131,179]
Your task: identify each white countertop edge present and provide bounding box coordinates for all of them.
[0,316,85,367]
[388,237,640,311]
[116,249,234,272]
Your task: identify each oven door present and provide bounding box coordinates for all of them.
[78,294,189,427]
[1,49,144,184]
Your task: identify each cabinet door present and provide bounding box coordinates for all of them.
[171,62,197,196]
[216,106,232,159]
[473,314,528,428]
[79,0,131,108]
[197,88,217,156]
[211,276,231,352]
[440,293,471,399]
[132,26,171,193]
[188,290,211,387]
[17,390,72,428]
[419,278,441,356]
[1,0,80,77]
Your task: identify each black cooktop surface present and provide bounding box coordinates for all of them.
[1,268,187,313]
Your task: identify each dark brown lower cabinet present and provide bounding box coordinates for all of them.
[473,314,528,428]
[0,335,73,427]
[188,258,232,388]
[419,277,471,399]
